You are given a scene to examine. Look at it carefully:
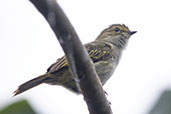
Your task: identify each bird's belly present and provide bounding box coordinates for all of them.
[95,59,117,85]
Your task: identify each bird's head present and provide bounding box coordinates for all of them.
[96,24,136,41]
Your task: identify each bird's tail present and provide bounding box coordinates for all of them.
[13,74,48,96]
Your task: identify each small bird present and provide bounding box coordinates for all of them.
[13,24,136,96]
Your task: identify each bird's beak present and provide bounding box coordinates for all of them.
[129,31,137,35]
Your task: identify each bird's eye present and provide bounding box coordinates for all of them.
[114,27,120,32]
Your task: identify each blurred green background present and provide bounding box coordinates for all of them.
[0,100,36,114]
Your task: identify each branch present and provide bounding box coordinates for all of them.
[29,0,112,114]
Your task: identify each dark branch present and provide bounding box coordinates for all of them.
[29,0,112,114]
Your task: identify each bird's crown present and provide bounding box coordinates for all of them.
[107,24,130,34]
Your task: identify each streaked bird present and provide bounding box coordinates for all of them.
[13,24,136,96]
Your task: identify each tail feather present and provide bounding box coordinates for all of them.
[13,74,47,96]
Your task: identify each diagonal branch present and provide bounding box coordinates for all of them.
[29,0,112,114]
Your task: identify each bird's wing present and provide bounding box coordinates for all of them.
[85,42,113,62]
[47,56,68,73]
[47,42,113,73]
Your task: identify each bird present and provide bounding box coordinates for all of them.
[13,24,136,96]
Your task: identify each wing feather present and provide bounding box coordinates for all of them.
[47,42,113,73]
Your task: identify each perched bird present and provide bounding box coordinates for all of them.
[13,24,136,96]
